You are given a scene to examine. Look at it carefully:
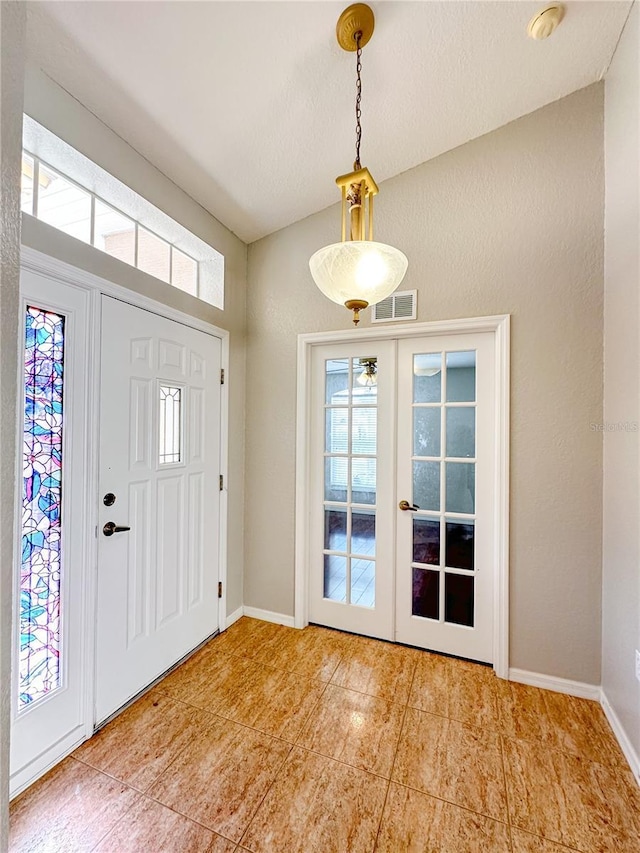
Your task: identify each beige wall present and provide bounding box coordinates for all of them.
[602,2,640,765]
[22,68,248,618]
[0,2,25,845]
[246,84,605,684]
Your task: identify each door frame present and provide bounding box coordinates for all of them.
[294,315,510,678]
[13,245,229,795]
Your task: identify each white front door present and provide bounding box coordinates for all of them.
[96,296,222,723]
[307,331,497,664]
[11,270,91,796]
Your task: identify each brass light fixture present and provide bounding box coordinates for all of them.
[309,3,408,326]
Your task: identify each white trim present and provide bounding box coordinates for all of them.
[508,671,640,786]
[493,316,510,678]
[243,607,296,628]
[294,332,313,629]
[508,668,601,701]
[217,331,230,638]
[297,315,511,346]
[600,690,640,785]
[294,315,511,675]
[83,288,101,746]
[223,606,296,630]
[10,727,85,801]
[20,246,226,339]
[225,607,244,629]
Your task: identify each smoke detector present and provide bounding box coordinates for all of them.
[527,5,565,40]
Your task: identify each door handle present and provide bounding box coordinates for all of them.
[103,521,131,537]
[399,500,419,512]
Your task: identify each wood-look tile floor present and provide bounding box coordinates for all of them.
[10,618,639,853]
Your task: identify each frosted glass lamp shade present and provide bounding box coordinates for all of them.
[309,240,408,308]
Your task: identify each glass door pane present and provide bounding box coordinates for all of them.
[408,349,477,626]
[323,356,378,608]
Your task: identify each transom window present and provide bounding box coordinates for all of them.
[22,151,202,298]
[21,116,224,309]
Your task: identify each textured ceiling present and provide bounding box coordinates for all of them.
[27,1,632,243]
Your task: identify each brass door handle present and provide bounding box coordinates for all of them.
[103,521,131,537]
[399,500,419,512]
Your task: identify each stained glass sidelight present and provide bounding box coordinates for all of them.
[19,307,65,708]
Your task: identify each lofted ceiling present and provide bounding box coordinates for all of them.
[27,1,632,243]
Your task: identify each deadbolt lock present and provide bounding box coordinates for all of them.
[103,492,116,507]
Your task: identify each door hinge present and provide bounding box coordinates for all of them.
[218,581,223,599]
[219,474,224,491]
[220,368,225,385]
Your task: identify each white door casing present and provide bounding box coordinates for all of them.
[96,296,222,723]
[295,316,510,676]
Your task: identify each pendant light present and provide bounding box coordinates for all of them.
[309,4,408,326]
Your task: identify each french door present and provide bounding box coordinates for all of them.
[96,296,222,723]
[395,334,495,661]
[308,341,396,640]
[308,330,498,664]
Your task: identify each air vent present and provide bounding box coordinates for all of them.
[371,290,417,323]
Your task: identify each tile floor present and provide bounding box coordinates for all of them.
[10,618,640,852]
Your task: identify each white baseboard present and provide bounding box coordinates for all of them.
[225,606,244,629]
[508,668,601,701]
[10,725,86,800]
[509,669,639,787]
[242,606,296,628]
[600,690,640,785]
